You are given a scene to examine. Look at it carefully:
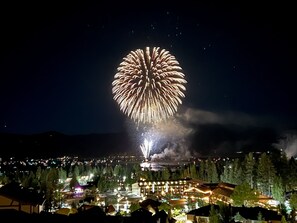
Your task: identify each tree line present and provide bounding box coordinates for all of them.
[0,150,296,212]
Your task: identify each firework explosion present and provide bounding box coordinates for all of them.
[112,47,187,125]
[140,138,153,160]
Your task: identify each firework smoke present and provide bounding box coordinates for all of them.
[147,117,195,161]
[273,132,297,158]
[150,140,193,161]
[180,107,258,126]
[180,107,287,155]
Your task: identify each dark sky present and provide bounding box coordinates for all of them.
[0,1,296,136]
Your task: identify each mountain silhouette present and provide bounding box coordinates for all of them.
[0,124,280,159]
[0,131,139,159]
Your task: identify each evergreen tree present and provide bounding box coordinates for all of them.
[288,158,297,191]
[206,158,212,183]
[39,169,48,193]
[21,174,30,188]
[218,202,231,223]
[289,193,297,210]
[220,159,243,185]
[281,215,287,223]
[146,170,153,181]
[130,202,141,212]
[257,212,264,222]
[97,178,109,193]
[211,162,219,183]
[183,164,190,178]
[172,169,181,179]
[190,163,198,179]
[113,164,122,177]
[244,152,256,188]
[36,166,42,181]
[257,152,276,195]
[198,160,206,181]
[233,212,245,222]
[272,176,285,204]
[84,164,92,176]
[132,164,141,180]
[0,175,10,185]
[69,174,79,191]
[230,182,259,207]
[67,165,73,177]
[29,171,39,188]
[232,158,244,185]
[273,151,290,191]
[209,205,220,223]
[220,162,232,183]
[162,168,171,180]
[58,168,67,182]
[73,165,80,178]
[45,168,59,211]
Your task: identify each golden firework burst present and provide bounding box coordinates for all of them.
[112,47,187,124]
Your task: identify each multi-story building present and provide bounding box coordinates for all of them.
[138,178,204,197]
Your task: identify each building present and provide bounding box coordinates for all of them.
[210,182,236,204]
[138,178,203,197]
[0,182,45,214]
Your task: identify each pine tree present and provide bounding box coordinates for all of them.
[272,176,285,204]
[220,162,232,183]
[162,168,170,180]
[198,160,205,181]
[281,215,287,223]
[190,163,198,179]
[211,162,219,183]
[232,158,243,185]
[288,158,297,191]
[244,152,255,188]
[206,158,212,183]
[289,193,297,210]
[257,152,276,195]
[230,182,259,207]
[209,205,220,223]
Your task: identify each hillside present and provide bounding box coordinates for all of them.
[0,131,139,159]
[0,123,281,159]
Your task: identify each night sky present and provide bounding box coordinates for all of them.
[1,1,296,139]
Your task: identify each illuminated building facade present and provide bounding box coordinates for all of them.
[138,178,204,197]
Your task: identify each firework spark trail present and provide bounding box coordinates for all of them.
[140,138,153,160]
[112,47,187,125]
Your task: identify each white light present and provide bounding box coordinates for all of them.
[140,138,153,160]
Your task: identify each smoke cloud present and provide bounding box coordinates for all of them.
[131,107,293,158]
[175,107,280,155]
[179,108,259,126]
[149,117,195,161]
[150,140,194,161]
[273,132,297,158]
